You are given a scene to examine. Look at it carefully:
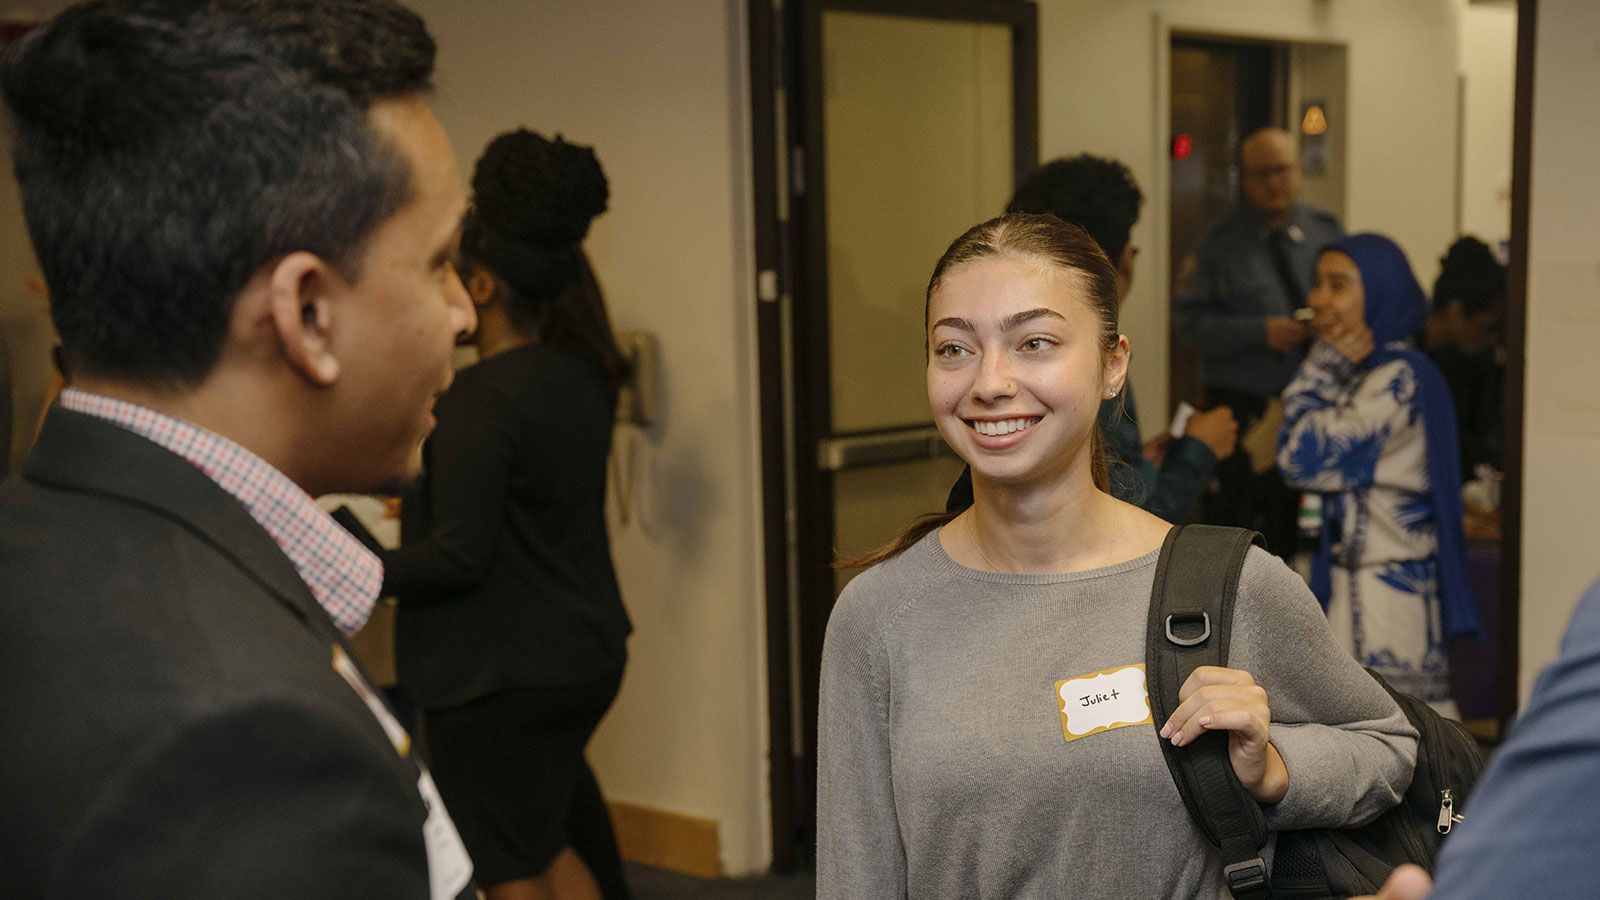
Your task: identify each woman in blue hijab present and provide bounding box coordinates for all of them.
[1278,233,1478,716]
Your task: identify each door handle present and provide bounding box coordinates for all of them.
[816,426,953,472]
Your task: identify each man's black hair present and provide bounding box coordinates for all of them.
[1,0,436,384]
[1432,236,1506,318]
[1006,154,1143,262]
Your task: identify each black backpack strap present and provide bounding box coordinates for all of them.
[1147,525,1272,900]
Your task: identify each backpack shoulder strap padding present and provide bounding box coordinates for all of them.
[1146,524,1271,899]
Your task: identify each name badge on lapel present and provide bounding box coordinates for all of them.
[418,769,474,899]
[331,645,473,898]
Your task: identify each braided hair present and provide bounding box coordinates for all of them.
[461,129,631,390]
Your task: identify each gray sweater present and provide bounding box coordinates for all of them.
[817,531,1418,899]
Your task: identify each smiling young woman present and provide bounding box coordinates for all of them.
[816,213,1420,898]
[839,214,1133,571]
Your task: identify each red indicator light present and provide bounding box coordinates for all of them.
[1172,133,1193,161]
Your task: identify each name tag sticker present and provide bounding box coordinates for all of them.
[332,645,473,897]
[418,769,474,899]
[1055,664,1153,743]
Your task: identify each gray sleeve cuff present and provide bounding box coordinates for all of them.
[1264,720,1417,830]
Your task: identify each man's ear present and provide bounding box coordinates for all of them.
[266,252,341,386]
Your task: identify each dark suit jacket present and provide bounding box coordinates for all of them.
[0,408,463,899]
[1173,201,1345,397]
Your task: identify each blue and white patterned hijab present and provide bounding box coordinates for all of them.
[1321,233,1479,640]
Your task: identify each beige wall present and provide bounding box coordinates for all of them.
[1459,1,1516,247]
[407,0,769,875]
[1518,0,1600,700]
[1287,41,1351,223]
[1035,0,1464,434]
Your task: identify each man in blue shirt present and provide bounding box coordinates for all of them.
[1363,575,1600,899]
[1174,126,1343,555]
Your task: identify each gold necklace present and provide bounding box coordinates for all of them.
[968,513,1004,572]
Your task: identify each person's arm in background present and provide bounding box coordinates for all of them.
[1102,391,1226,523]
[1424,578,1600,898]
[1143,406,1236,523]
[380,377,517,600]
[1101,395,1161,509]
[1356,582,1600,900]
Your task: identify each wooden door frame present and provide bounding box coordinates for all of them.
[748,0,1037,869]
[745,0,796,871]
[1498,0,1536,735]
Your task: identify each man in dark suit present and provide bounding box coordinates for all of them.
[0,2,478,897]
[1174,126,1345,557]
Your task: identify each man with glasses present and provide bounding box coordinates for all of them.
[1174,125,1343,556]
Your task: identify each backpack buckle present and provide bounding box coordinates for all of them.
[1165,610,1211,647]
[1224,857,1268,893]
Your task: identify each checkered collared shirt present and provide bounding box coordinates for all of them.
[59,388,382,636]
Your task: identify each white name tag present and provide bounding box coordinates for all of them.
[1055,664,1153,742]
[418,769,474,899]
[331,645,473,897]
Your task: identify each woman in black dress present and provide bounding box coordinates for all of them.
[384,130,633,900]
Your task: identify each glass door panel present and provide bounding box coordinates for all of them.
[823,11,1014,434]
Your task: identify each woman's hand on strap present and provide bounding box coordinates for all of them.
[1158,666,1289,804]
